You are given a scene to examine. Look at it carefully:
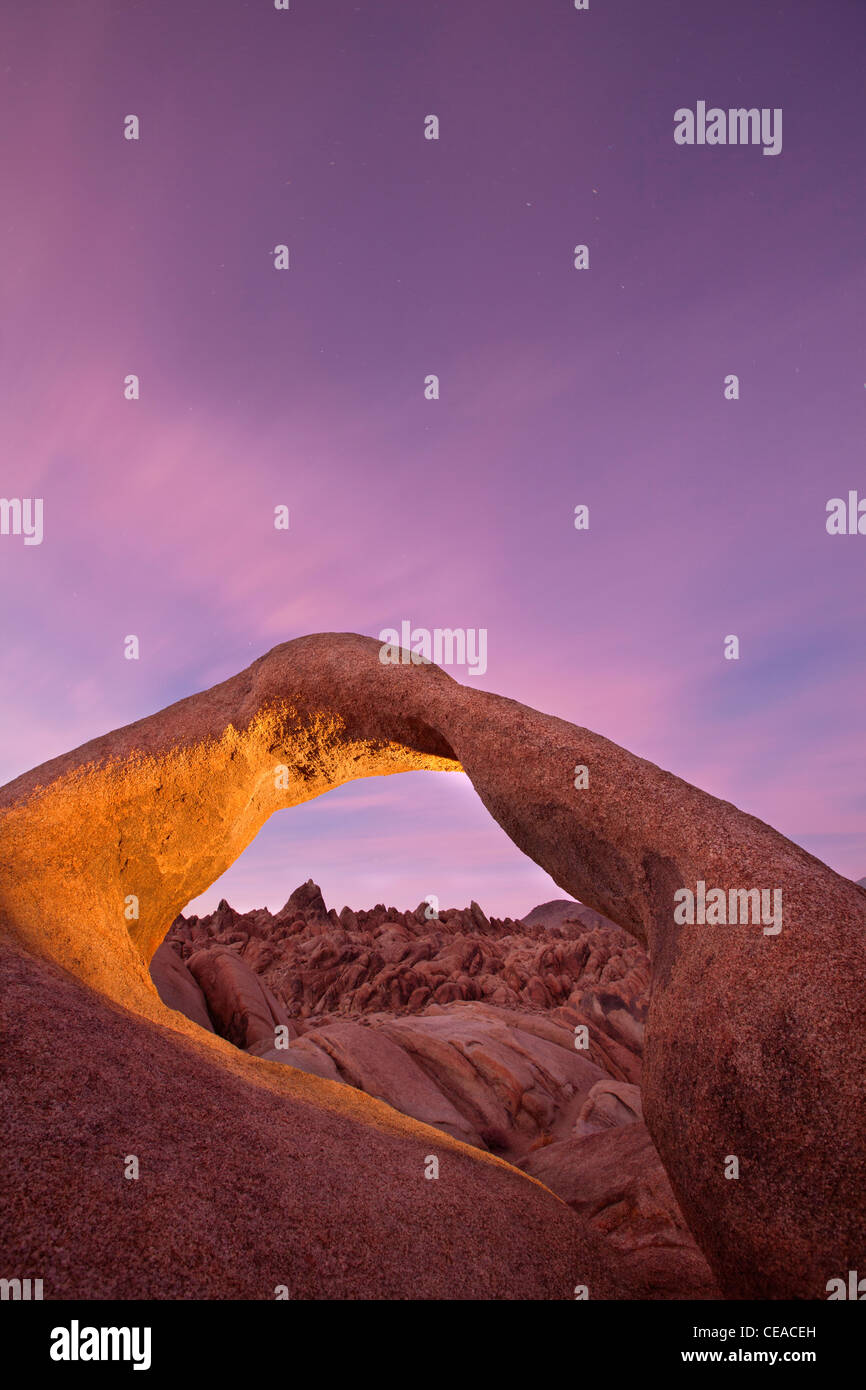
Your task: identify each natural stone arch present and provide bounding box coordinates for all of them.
[1,631,865,1298]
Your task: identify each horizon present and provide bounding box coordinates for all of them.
[182,862,578,924]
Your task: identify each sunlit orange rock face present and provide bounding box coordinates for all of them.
[1,631,865,1298]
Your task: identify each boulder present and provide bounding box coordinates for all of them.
[574,1080,643,1136]
[519,1122,720,1299]
[186,946,297,1051]
[148,941,213,1032]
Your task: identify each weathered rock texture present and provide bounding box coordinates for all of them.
[160,890,647,1160]
[0,941,610,1300]
[518,1122,718,1300]
[169,890,644,1030]
[1,631,865,1298]
[152,884,718,1297]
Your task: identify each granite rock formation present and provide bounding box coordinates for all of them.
[1,631,864,1299]
[1,940,608,1300]
[149,884,717,1296]
[159,888,648,1155]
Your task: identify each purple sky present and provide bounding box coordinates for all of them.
[2,0,864,919]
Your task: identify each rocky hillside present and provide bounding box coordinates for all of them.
[151,881,718,1299]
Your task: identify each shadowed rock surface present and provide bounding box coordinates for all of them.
[149,940,214,1033]
[161,889,646,1159]
[1,942,614,1300]
[150,883,718,1297]
[518,1122,719,1300]
[1,631,864,1299]
[185,945,298,1050]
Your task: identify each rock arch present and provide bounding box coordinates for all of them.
[1,631,864,1298]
